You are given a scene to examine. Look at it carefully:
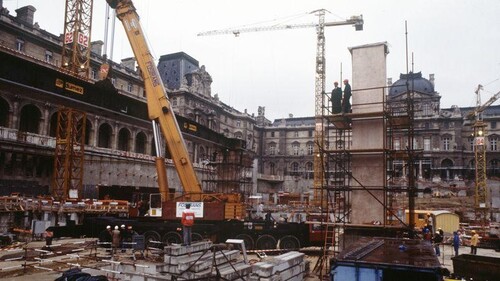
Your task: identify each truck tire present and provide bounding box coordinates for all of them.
[192,233,203,242]
[143,231,161,247]
[256,234,277,250]
[235,234,255,250]
[278,235,300,250]
[162,231,182,245]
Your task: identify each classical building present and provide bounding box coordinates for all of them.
[1,3,499,220]
[0,4,255,202]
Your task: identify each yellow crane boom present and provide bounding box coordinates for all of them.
[107,0,202,196]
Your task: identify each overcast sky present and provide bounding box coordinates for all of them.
[4,0,500,121]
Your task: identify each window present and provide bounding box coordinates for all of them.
[294,131,299,137]
[492,121,497,129]
[394,138,401,150]
[444,122,449,129]
[236,120,241,127]
[269,144,276,155]
[309,130,313,137]
[307,143,314,155]
[490,136,498,151]
[172,97,177,106]
[270,162,276,175]
[469,137,474,151]
[292,143,299,155]
[271,131,275,137]
[16,38,25,51]
[45,50,53,63]
[443,137,451,151]
[91,68,97,79]
[127,83,133,92]
[291,162,299,174]
[422,103,431,116]
[424,137,431,151]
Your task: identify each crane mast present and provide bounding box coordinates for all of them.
[107,0,202,196]
[470,84,500,223]
[198,11,363,206]
[62,0,93,78]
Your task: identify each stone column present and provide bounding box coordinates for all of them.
[349,42,389,224]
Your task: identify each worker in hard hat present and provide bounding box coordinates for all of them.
[112,226,121,255]
[99,225,113,252]
[470,230,479,255]
[433,230,443,256]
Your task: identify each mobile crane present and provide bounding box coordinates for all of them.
[43,0,329,250]
[106,0,242,212]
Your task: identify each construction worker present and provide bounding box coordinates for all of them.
[181,203,195,246]
[433,230,443,256]
[453,231,461,256]
[44,228,53,250]
[331,81,342,114]
[426,213,433,234]
[342,79,352,113]
[112,226,121,254]
[470,230,479,255]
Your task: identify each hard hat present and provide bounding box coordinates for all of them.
[106,225,111,229]
[114,226,119,230]
[436,231,440,234]
[471,230,476,233]
[121,224,125,228]
[127,226,132,229]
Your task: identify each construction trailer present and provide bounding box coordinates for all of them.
[405,210,460,234]
[330,237,444,281]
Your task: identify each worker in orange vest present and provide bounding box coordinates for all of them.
[181,203,195,246]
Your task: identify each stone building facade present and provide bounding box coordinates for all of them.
[1,3,499,214]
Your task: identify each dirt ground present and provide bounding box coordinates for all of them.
[0,238,499,280]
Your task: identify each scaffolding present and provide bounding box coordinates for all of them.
[202,140,254,201]
[52,108,86,200]
[315,80,418,274]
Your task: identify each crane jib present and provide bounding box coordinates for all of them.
[146,61,161,87]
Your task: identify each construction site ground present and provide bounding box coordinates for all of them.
[0,237,499,280]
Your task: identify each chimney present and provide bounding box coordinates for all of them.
[15,5,36,26]
[429,74,435,87]
[121,57,136,70]
[90,41,104,56]
[387,78,392,86]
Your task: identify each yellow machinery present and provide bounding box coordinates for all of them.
[468,84,500,223]
[106,0,241,216]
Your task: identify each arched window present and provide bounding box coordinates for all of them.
[19,104,41,133]
[291,162,299,175]
[0,97,9,127]
[117,128,131,151]
[98,123,113,148]
[269,162,276,175]
[49,113,58,137]
[135,132,147,154]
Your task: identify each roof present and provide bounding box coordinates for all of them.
[158,52,199,67]
[389,72,435,97]
[335,237,441,270]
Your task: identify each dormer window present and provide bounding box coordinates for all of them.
[16,38,25,52]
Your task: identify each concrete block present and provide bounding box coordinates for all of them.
[217,261,252,280]
[164,240,212,256]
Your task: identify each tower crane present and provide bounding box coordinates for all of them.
[198,11,363,206]
[468,84,500,223]
[61,0,94,78]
